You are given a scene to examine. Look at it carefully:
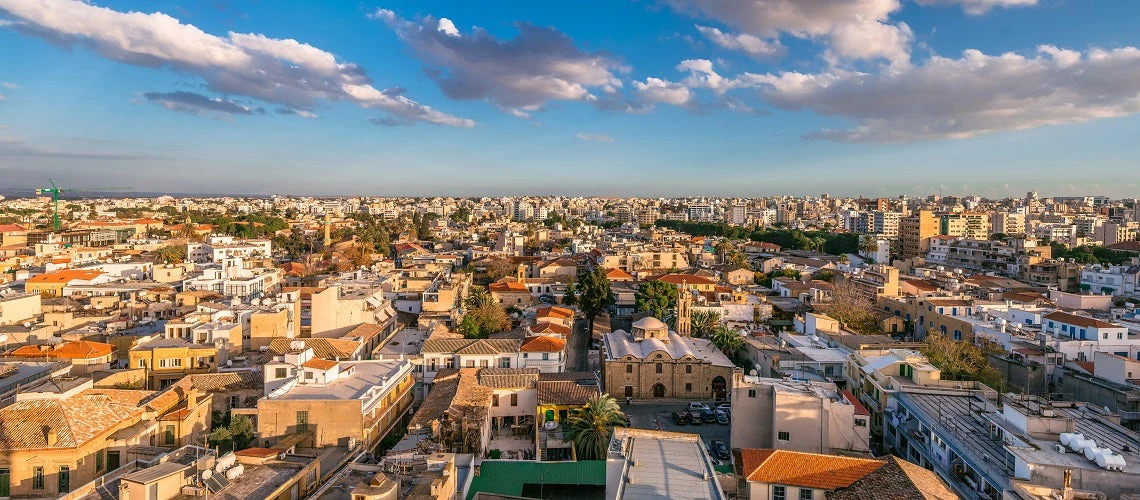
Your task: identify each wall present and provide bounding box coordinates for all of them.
[256,398,363,448]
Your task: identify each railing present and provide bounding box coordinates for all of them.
[58,460,139,500]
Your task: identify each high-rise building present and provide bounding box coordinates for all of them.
[900,210,938,259]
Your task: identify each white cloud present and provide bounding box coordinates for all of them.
[375,9,627,116]
[745,45,1140,142]
[694,25,782,59]
[663,0,912,65]
[633,77,692,106]
[1,82,16,89]
[0,135,156,160]
[915,0,1038,15]
[437,18,459,37]
[143,90,262,116]
[576,132,615,142]
[0,0,472,127]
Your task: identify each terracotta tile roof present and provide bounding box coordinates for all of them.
[344,323,384,341]
[827,456,957,500]
[840,391,870,416]
[926,299,972,307]
[535,306,574,320]
[0,224,26,232]
[529,322,571,336]
[27,269,103,283]
[521,335,566,352]
[477,368,539,388]
[8,340,115,359]
[489,281,530,293]
[236,447,280,458]
[1043,311,1118,329]
[0,389,150,450]
[184,371,262,392]
[302,358,339,370]
[409,368,492,431]
[605,268,634,280]
[457,339,521,355]
[537,380,599,406]
[268,337,361,360]
[740,449,885,490]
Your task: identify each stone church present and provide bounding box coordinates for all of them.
[601,287,735,400]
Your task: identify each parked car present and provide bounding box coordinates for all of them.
[688,410,704,425]
[689,402,710,412]
[701,408,717,423]
[671,411,689,425]
[710,439,730,460]
[715,409,730,425]
[716,403,731,413]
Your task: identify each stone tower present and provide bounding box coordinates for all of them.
[516,263,527,283]
[676,281,691,336]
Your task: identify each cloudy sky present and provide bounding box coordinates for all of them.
[1,0,1139,197]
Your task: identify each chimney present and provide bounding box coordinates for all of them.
[1061,469,1073,500]
[44,426,58,447]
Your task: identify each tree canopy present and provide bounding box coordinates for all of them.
[565,393,628,460]
[634,281,675,320]
[576,267,615,336]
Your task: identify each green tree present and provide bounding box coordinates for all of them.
[820,279,879,334]
[708,326,746,365]
[464,286,494,310]
[153,244,186,265]
[689,310,722,338]
[565,394,628,460]
[634,281,675,320]
[920,334,1005,389]
[459,302,511,339]
[562,281,578,306]
[576,267,615,337]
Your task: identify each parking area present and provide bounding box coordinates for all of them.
[623,401,732,465]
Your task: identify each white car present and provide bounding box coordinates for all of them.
[688,402,710,412]
[716,403,731,413]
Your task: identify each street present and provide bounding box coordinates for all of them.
[622,401,732,465]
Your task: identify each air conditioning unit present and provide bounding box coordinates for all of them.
[1055,444,1066,453]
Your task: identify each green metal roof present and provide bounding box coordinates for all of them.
[466,461,606,500]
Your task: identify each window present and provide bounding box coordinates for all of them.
[510,394,518,406]
[96,450,104,471]
[778,431,790,441]
[480,359,489,367]
[297,411,309,432]
[626,364,633,373]
[492,394,500,407]
[773,485,786,500]
[466,360,475,368]
[655,363,662,374]
[685,365,692,374]
[305,371,314,380]
[542,353,549,361]
[799,488,813,500]
[59,466,70,493]
[171,357,182,367]
[855,418,867,427]
[230,395,240,409]
[275,367,287,378]
[748,389,756,398]
[32,466,44,490]
[1101,332,1107,339]
[165,425,176,445]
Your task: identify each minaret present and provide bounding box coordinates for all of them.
[323,212,331,248]
[676,280,691,336]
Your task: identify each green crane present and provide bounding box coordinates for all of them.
[34,179,66,231]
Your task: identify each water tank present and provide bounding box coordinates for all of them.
[1096,452,1127,471]
[1079,439,1099,459]
[1060,432,1078,447]
[224,464,244,480]
[215,452,237,472]
[201,470,212,480]
[1085,444,1106,460]
[1068,435,1089,452]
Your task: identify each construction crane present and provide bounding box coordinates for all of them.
[34,179,66,231]
[34,179,132,231]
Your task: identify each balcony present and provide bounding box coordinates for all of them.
[538,420,574,461]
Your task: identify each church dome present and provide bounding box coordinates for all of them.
[632,316,667,331]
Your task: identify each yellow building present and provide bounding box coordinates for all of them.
[129,338,221,389]
[24,269,105,297]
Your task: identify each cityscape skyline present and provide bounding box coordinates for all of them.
[2,0,1140,196]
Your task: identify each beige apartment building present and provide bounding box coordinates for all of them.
[257,348,415,449]
[730,372,870,455]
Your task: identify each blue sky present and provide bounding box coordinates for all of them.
[1,0,1139,197]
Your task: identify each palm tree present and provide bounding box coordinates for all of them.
[689,310,722,338]
[858,235,879,257]
[714,241,733,264]
[464,286,494,310]
[565,394,629,460]
[708,326,745,364]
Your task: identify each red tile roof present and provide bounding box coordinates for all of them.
[739,449,885,490]
[530,322,572,336]
[520,335,566,352]
[841,390,870,416]
[489,281,529,293]
[8,341,115,360]
[605,268,634,280]
[27,269,103,284]
[536,306,574,320]
[0,224,26,232]
[1044,311,1118,329]
[302,358,339,370]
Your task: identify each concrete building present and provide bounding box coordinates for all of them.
[605,428,726,500]
[0,292,40,326]
[730,372,870,455]
[256,346,414,449]
[901,210,939,259]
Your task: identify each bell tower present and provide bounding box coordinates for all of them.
[676,281,691,336]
